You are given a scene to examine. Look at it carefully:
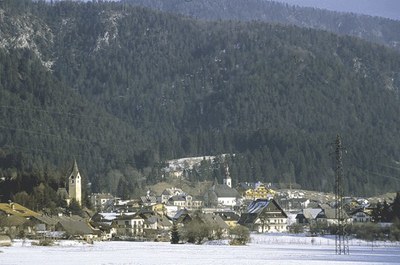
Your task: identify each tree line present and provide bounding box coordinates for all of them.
[0,0,400,202]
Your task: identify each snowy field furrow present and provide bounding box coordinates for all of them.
[1,234,399,265]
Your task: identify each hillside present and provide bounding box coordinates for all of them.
[123,0,400,53]
[0,0,400,201]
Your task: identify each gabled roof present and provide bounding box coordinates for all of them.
[0,215,28,227]
[350,208,371,216]
[241,199,288,221]
[214,211,240,221]
[140,196,157,204]
[238,199,288,226]
[172,208,191,223]
[169,195,186,202]
[115,213,143,221]
[200,214,229,230]
[162,189,172,196]
[56,219,93,235]
[238,213,258,226]
[302,208,323,220]
[211,184,240,198]
[33,215,59,226]
[158,216,172,227]
[0,202,39,218]
[247,200,271,214]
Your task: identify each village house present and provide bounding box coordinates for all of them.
[113,199,141,213]
[238,199,288,233]
[112,210,173,240]
[0,202,39,219]
[0,215,33,238]
[140,191,158,207]
[161,187,184,204]
[90,193,114,212]
[166,194,203,210]
[295,208,323,225]
[172,208,192,226]
[185,212,230,239]
[351,208,372,223]
[113,213,144,238]
[214,211,240,227]
[237,182,275,200]
[295,205,352,228]
[0,202,39,238]
[55,216,96,241]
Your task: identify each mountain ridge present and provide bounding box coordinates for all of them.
[122,0,400,53]
[0,1,399,198]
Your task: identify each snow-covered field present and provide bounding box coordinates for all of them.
[1,234,400,265]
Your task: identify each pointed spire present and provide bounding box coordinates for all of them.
[71,159,79,176]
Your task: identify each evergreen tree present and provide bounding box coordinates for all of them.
[170,222,180,244]
[392,192,400,221]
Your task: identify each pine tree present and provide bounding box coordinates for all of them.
[392,192,400,221]
[170,222,180,244]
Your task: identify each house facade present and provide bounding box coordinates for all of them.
[238,199,288,233]
[114,214,144,237]
[90,193,114,212]
[351,209,372,223]
[237,182,275,200]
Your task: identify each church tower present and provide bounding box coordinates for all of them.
[68,160,82,206]
[223,164,232,188]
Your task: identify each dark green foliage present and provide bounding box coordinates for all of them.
[349,220,400,241]
[288,223,304,234]
[67,199,84,217]
[123,0,400,53]
[0,0,399,199]
[372,193,400,223]
[170,222,180,244]
[182,218,211,244]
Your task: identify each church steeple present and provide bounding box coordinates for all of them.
[223,164,232,188]
[68,160,82,206]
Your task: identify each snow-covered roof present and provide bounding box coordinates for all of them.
[247,199,271,214]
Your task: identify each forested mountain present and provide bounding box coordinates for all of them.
[122,0,400,53]
[1,0,400,204]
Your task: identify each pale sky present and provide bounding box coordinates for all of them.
[271,0,400,21]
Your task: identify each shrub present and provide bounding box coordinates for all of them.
[229,225,250,245]
[32,238,54,246]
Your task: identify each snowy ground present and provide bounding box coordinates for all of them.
[1,234,400,265]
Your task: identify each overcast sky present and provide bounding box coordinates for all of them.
[271,0,400,21]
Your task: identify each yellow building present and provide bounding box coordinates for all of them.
[238,182,275,200]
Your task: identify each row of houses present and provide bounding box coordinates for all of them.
[0,194,380,242]
[0,202,96,241]
[0,163,378,241]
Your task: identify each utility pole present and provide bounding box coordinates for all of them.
[335,134,349,255]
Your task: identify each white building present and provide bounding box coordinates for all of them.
[68,160,82,206]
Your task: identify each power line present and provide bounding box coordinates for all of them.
[334,134,349,255]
